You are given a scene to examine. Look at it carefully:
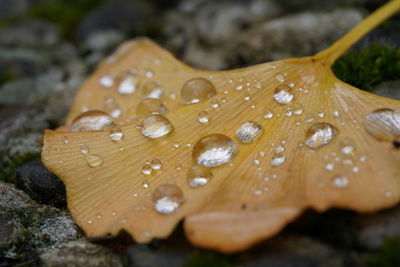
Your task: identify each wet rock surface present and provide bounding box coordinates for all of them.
[0,0,399,266]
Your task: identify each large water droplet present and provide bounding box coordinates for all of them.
[142,81,164,99]
[70,110,113,132]
[364,109,400,142]
[150,159,162,170]
[305,123,338,149]
[136,98,168,116]
[109,126,124,141]
[270,155,285,167]
[85,154,104,167]
[142,164,153,175]
[152,184,184,214]
[331,175,349,189]
[192,134,238,167]
[181,77,217,104]
[236,121,263,144]
[118,74,139,94]
[274,85,293,104]
[140,114,174,138]
[187,165,212,188]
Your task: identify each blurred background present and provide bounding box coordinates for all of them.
[0,0,399,266]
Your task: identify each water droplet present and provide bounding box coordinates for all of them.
[352,166,359,173]
[274,85,294,104]
[181,77,217,104]
[142,164,153,175]
[325,163,334,171]
[236,121,263,144]
[70,110,113,132]
[243,94,251,101]
[210,99,220,109]
[142,81,164,99]
[292,103,304,115]
[142,181,150,188]
[197,111,210,123]
[253,158,261,165]
[62,139,69,144]
[109,126,124,141]
[364,109,400,141]
[236,85,243,90]
[136,98,168,116]
[103,97,123,118]
[275,145,285,153]
[85,154,104,167]
[275,73,285,83]
[99,74,114,87]
[150,159,162,170]
[305,123,338,149]
[317,112,325,118]
[140,114,174,138]
[152,184,184,214]
[304,113,315,123]
[270,155,285,167]
[331,175,349,189]
[80,145,89,154]
[333,110,340,117]
[145,70,154,78]
[187,165,212,188]
[192,134,238,167]
[118,74,139,94]
[264,110,274,119]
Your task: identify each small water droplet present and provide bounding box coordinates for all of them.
[270,155,285,167]
[325,163,334,171]
[145,70,154,78]
[103,97,122,118]
[187,165,212,188]
[80,145,89,154]
[142,81,164,99]
[142,181,150,188]
[264,110,274,119]
[142,164,153,175]
[87,219,93,224]
[275,146,285,153]
[140,114,174,138]
[136,98,168,116]
[109,126,124,141]
[85,154,104,167]
[150,159,162,170]
[210,99,220,109]
[275,73,285,83]
[99,74,114,87]
[236,85,243,90]
[332,175,349,189]
[352,166,359,173]
[152,184,184,214]
[193,134,238,167]
[304,113,315,123]
[364,109,400,141]
[197,111,210,123]
[253,158,261,165]
[243,94,251,101]
[305,123,338,149]
[70,110,113,132]
[118,74,139,94]
[236,121,263,144]
[181,77,217,104]
[274,85,294,104]
[62,139,69,144]
[317,112,325,118]
[333,110,340,117]
[292,103,304,115]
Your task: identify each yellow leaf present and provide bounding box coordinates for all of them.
[42,0,400,253]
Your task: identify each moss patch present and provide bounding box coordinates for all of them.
[364,238,400,267]
[333,45,400,91]
[0,152,40,182]
[183,251,233,267]
[28,0,106,39]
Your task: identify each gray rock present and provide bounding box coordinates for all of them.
[355,205,400,250]
[16,158,66,207]
[0,0,32,20]
[0,213,24,252]
[231,8,364,64]
[0,182,80,261]
[77,0,157,41]
[238,235,343,267]
[0,20,60,47]
[371,80,400,100]
[40,240,122,267]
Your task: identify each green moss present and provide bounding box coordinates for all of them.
[364,238,400,267]
[0,152,40,182]
[28,0,105,39]
[333,45,400,91]
[183,251,233,267]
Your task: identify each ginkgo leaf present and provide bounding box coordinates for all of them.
[42,0,400,253]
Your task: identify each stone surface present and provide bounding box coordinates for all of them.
[16,158,66,207]
[355,205,400,250]
[40,240,123,267]
[0,182,80,262]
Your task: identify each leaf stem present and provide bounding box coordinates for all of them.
[314,0,400,66]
